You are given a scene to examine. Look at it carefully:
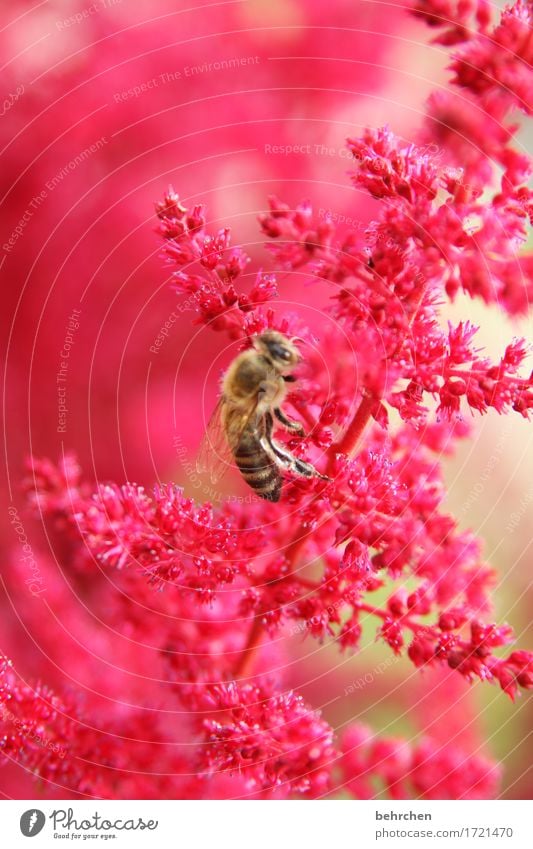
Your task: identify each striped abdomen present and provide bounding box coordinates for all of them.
[234,429,281,502]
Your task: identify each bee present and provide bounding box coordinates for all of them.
[196,331,330,502]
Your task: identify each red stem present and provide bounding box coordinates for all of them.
[357,602,427,634]
[233,615,264,679]
[233,284,428,677]
[326,392,376,474]
[232,392,376,678]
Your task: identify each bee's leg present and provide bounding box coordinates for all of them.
[255,379,283,421]
[274,407,305,435]
[254,376,304,434]
[261,414,330,481]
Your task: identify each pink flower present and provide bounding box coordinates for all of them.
[0,656,193,799]
[1,0,404,485]
[411,0,491,45]
[200,681,334,797]
[2,0,532,801]
[450,0,533,114]
[340,724,500,799]
[75,481,264,601]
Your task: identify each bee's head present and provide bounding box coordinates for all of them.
[254,331,300,369]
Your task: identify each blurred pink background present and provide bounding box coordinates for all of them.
[1,0,531,798]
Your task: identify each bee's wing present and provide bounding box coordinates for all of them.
[196,396,255,484]
[196,397,232,484]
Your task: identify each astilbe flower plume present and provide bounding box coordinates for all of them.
[2,0,532,799]
[200,681,335,796]
[0,656,195,799]
[340,724,500,800]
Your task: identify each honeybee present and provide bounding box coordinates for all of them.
[196,331,330,501]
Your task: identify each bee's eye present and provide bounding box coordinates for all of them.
[270,343,291,361]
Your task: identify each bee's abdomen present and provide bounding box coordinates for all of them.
[235,438,281,502]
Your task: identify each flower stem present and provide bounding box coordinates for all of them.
[234,285,427,678]
[233,615,263,678]
[326,392,376,474]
